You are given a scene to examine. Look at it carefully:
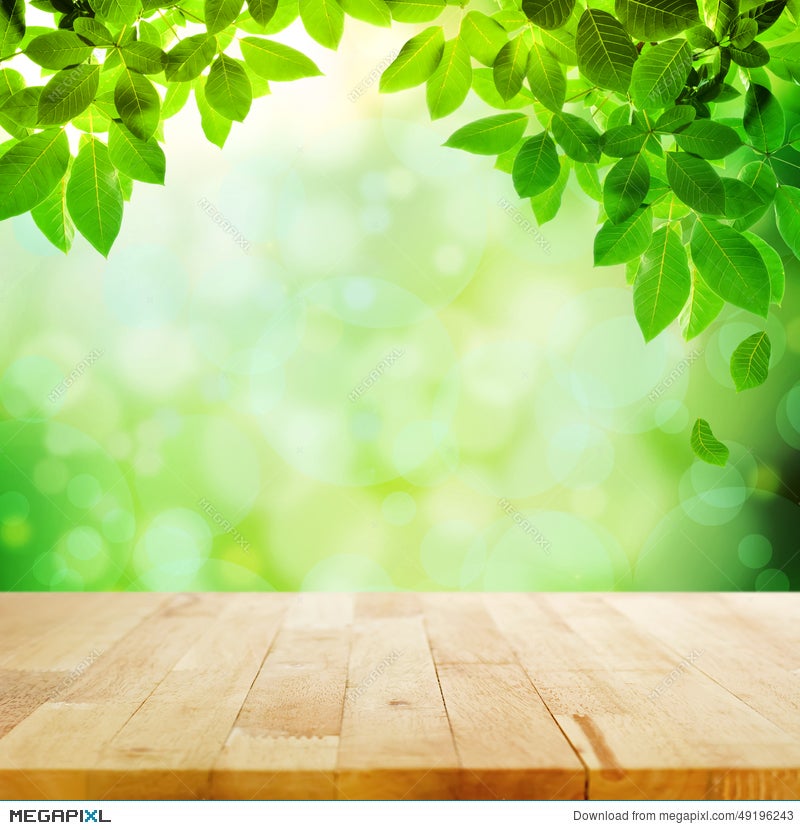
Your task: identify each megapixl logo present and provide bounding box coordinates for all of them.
[9,810,110,823]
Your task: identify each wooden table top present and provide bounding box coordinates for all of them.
[0,593,798,801]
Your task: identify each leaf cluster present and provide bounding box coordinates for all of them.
[380,0,800,462]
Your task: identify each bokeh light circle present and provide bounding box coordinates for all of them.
[381,492,417,526]
[301,554,394,591]
[484,511,623,590]
[420,520,487,588]
[738,534,773,569]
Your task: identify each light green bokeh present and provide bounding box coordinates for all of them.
[0,35,798,592]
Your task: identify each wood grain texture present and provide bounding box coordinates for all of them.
[486,594,800,799]
[0,593,798,800]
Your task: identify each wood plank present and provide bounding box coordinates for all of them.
[487,594,800,799]
[337,617,459,799]
[62,594,225,705]
[0,594,230,798]
[1,593,800,801]
[718,593,800,663]
[354,594,421,619]
[605,594,800,743]
[88,594,288,798]
[0,702,137,799]
[0,595,115,669]
[283,594,353,629]
[437,663,584,799]
[422,594,517,664]
[212,597,352,799]
[0,595,167,671]
[0,671,69,740]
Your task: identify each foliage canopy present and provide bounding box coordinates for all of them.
[1,0,799,460]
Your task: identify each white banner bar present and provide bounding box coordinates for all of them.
[0,801,797,830]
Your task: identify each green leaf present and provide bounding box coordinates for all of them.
[730,330,771,391]
[380,27,444,93]
[65,137,123,257]
[108,120,165,184]
[247,0,279,24]
[460,11,507,66]
[445,112,528,155]
[0,67,24,103]
[1,0,25,56]
[690,216,770,315]
[674,119,743,158]
[603,153,650,223]
[120,42,167,74]
[385,0,445,22]
[666,151,725,214]
[616,0,700,39]
[594,207,653,265]
[493,36,529,102]
[691,418,729,466]
[254,0,301,33]
[541,27,578,65]
[526,40,566,112]
[744,0,788,33]
[194,77,232,147]
[630,38,692,110]
[162,81,192,118]
[31,176,73,253]
[729,15,757,46]
[633,224,691,341]
[576,9,638,94]
[88,0,142,25]
[575,161,602,201]
[205,0,244,34]
[472,68,534,109]
[339,0,391,26]
[240,37,321,81]
[763,43,800,83]
[38,64,100,125]
[655,104,695,132]
[775,185,800,260]
[731,159,775,229]
[743,232,784,305]
[722,177,764,218]
[729,40,769,66]
[0,128,69,220]
[299,0,345,48]
[701,0,738,37]
[743,84,785,153]
[426,37,471,119]
[137,19,162,45]
[115,68,160,140]
[551,112,601,162]
[166,34,218,82]
[601,124,647,157]
[206,54,252,121]
[0,87,41,128]
[686,23,717,47]
[682,269,724,339]
[601,100,630,130]
[530,157,570,223]
[512,132,560,197]
[24,31,93,69]
[521,0,576,30]
[117,170,133,202]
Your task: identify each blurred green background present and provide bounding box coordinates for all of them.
[1,23,798,592]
